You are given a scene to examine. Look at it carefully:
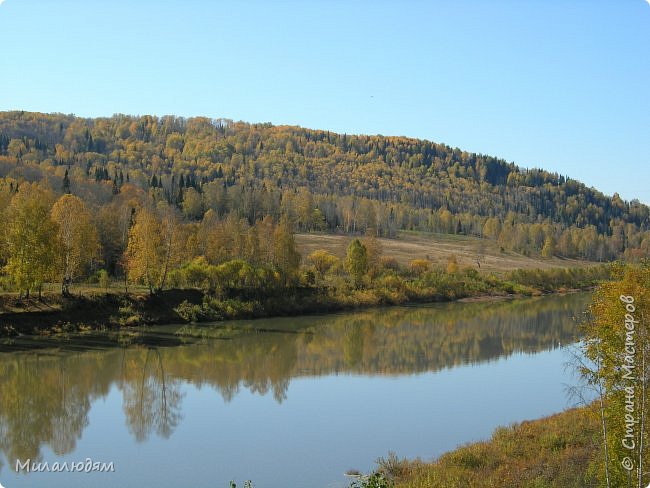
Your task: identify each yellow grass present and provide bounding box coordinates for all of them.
[296,231,596,273]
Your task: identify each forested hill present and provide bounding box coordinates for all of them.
[0,110,648,262]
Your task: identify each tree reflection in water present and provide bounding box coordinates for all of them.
[121,348,183,442]
[0,292,590,471]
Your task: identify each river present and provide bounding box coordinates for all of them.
[0,292,591,488]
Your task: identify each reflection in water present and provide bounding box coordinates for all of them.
[0,292,590,472]
[121,348,183,442]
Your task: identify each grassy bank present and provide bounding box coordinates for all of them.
[0,264,608,337]
[362,405,600,488]
[0,289,203,336]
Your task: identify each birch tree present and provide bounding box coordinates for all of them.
[124,206,183,293]
[272,218,301,286]
[51,194,99,295]
[580,262,650,487]
[3,184,57,298]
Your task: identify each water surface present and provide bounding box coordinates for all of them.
[0,292,591,488]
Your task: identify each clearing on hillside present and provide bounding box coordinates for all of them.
[296,232,595,273]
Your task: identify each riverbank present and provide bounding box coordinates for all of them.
[374,405,600,488]
[0,287,507,337]
[0,289,200,336]
[0,265,608,337]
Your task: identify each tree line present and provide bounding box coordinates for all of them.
[0,180,307,297]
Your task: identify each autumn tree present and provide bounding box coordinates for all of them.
[198,209,227,264]
[51,194,99,295]
[541,236,555,258]
[257,215,276,264]
[6,139,26,160]
[361,231,382,276]
[182,187,203,220]
[244,224,261,264]
[3,184,57,298]
[345,239,368,288]
[272,218,301,286]
[158,206,185,292]
[125,207,159,293]
[295,188,315,231]
[124,206,184,294]
[579,263,650,487]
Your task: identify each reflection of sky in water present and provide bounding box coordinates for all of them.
[0,293,591,488]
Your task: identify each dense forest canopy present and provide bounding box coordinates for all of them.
[0,110,648,277]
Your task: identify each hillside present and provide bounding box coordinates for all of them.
[0,110,648,278]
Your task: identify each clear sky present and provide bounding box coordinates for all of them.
[0,0,648,203]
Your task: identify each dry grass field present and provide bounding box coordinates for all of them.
[296,231,595,273]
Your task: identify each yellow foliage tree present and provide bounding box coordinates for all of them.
[51,194,100,295]
[361,232,383,275]
[3,184,57,298]
[581,263,650,487]
[125,206,183,294]
[273,218,301,286]
[541,236,555,259]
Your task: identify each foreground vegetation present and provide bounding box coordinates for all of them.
[367,406,600,488]
[579,261,650,486]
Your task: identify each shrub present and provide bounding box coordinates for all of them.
[98,269,110,291]
[174,298,223,322]
[349,472,393,488]
[409,259,431,275]
[446,254,459,274]
[307,249,340,278]
[379,256,400,271]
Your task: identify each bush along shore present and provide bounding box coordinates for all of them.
[0,262,609,337]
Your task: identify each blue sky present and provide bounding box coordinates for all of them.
[0,0,648,203]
